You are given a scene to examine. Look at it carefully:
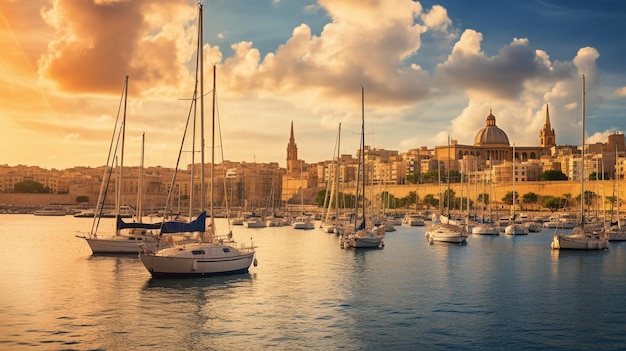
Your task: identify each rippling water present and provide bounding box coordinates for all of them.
[1,215,625,350]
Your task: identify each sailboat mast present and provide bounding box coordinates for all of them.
[137,132,144,223]
[617,144,620,227]
[199,3,206,216]
[581,75,586,229]
[361,86,366,228]
[336,123,341,218]
[118,75,128,217]
[447,134,451,218]
[211,65,216,224]
[512,144,516,219]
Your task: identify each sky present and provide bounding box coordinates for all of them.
[1,0,625,170]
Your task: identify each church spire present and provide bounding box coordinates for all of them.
[540,104,556,148]
[545,104,551,126]
[286,121,298,173]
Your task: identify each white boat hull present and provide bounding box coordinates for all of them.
[426,224,467,243]
[293,222,315,230]
[243,220,266,228]
[351,235,384,248]
[84,236,159,254]
[471,224,499,235]
[320,224,336,233]
[551,234,608,250]
[605,227,626,241]
[504,224,529,235]
[344,227,385,248]
[139,243,255,278]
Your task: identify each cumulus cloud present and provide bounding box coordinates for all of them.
[614,87,626,97]
[434,30,568,100]
[37,0,196,95]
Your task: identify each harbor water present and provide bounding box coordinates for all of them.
[1,214,625,350]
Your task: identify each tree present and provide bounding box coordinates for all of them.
[381,191,400,210]
[420,170,439,183]
[448,170,461,183]
[563,193,572,208]
[543,196,567,211]
[477,193,490,205]
[14,180,46,193]
[454,197,473,211]
[576,190,596,208]
[406,172,420,184]
[423,194,438,210]
[315,190,327,207]
[540,170,568,180]
[442,189,456,209]
[501,191,519,206]
[522,192,538,210]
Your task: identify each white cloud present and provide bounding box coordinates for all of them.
[615,87,626,97]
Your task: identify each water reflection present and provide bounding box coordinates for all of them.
[2,215,626,350]
[143,274,253,290]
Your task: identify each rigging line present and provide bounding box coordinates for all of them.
[92,77,127,235]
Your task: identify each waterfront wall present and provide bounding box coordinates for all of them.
[1,180,618,211]
[350,180,618,210]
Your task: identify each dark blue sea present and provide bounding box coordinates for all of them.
[1,214,625,350]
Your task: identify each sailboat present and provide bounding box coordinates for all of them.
[425,135,467,244]
[505,144,529,235]
[606,144,626,240]
[77,76,162,254]
[320,123,342,233]
[139,4,256,277]
[341,86,385,249]
[551,75,609,250]
[472,158,499,235]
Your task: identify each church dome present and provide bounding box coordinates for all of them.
[474,109,510,146]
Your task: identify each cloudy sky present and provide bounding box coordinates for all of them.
[1,0,625,169]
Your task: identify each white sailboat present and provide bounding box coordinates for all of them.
[425,135,467,244]
[292,159,315,230]
[505,144,529,235]
[472,160,499,235]
[551,75,608,250]
[320,123,342,233]
[606,144,626,240]
[139,4,256,277]
[77,76,161,254]
[341,86,384,249]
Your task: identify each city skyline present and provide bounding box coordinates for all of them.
[1,0,625,170]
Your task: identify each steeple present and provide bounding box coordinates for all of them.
[540,104,556,148]
[286,121,298,173]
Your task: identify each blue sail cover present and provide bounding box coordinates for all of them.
[357,219,366,230]
[161,211,207,234]
[116,217,162,231]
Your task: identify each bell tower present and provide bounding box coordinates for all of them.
[540,104,556,148]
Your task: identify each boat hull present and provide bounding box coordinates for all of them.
[606,228,626,241]
[471,225,499,235]
[426,224,467,243]
[321,224,336,233]
[343,226,385,248]
[84,236,159,254]
[351,236,384,248]
[293,222,315,230]
[551,234,608,250]
[504,224,529,235]
[139,244,255,278]
[243,221,266,228]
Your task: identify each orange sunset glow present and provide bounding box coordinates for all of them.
[1,0,625,169]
